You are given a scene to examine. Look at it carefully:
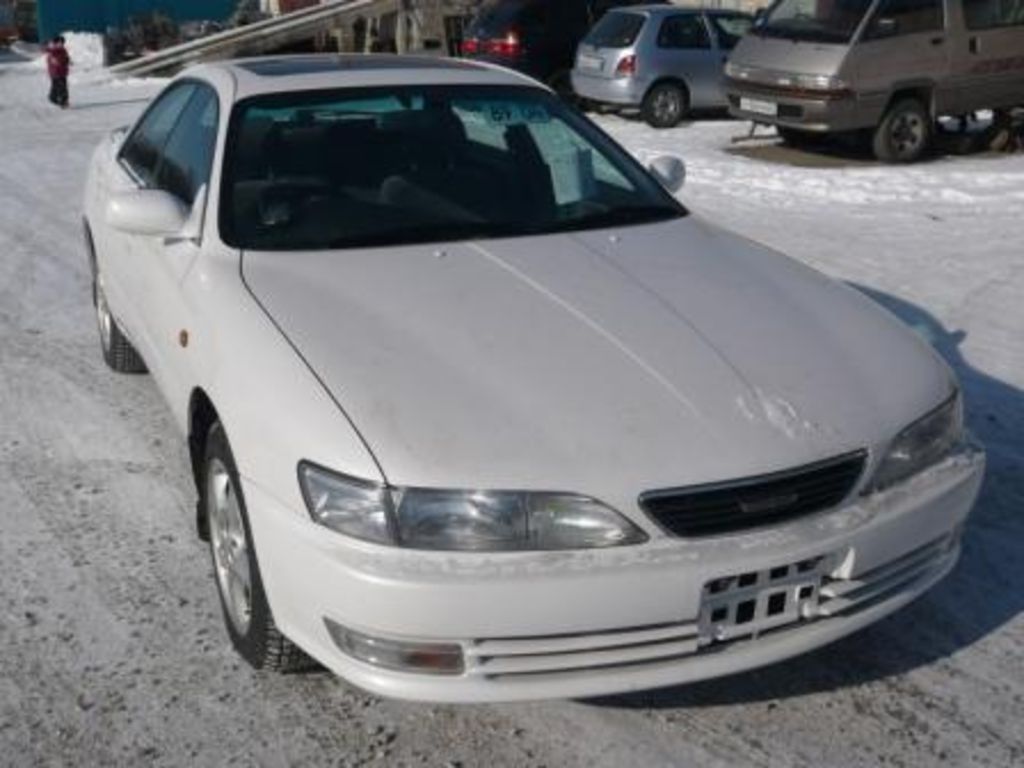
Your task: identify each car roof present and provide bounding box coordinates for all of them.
[613,4,748,15]
[191,54,544,101]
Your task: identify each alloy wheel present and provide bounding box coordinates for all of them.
[208,459,253,635]
[653,90,681,124]
[95,283,113,352]
[891,112,925,160]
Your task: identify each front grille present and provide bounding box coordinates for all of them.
[777,104,804,119]
[639,451,867,537]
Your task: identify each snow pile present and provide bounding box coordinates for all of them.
[64,32,105,72]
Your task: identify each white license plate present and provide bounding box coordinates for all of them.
[578,54,603,72]
[740,97,778,116]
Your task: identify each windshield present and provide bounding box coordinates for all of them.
[758,0,874,43]
[221,85,685,251]
[584,11,646,48]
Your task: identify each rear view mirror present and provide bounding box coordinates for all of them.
[647,155,686,193]
[871,17,899,38]
[106,189,188,237]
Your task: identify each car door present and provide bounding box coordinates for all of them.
[705,13,753,102]
[101,82,198,351]
[131,84,220,412]
[651,13,721,108]
[854,0,951,112]
[954,0,1024,111]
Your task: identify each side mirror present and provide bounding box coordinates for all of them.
[106,189,188,237]
[648,154,686,193]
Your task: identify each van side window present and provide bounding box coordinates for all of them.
[962,0,1024,29]
[657,14,711,50]
[865,0,943,38]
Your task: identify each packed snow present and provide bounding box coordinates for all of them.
[0,47,1021,767]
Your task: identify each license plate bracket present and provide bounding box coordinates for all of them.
[698,556,828,646]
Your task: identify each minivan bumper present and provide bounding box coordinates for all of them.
[726,80,884,133]
[572,69,649,107]
[246,443,983,703]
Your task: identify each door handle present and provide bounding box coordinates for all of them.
[969,36,980,54]
[929,36,944,46]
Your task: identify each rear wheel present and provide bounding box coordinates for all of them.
[203,422,313,672]
[642,82,688,129]
[872,98,932,163]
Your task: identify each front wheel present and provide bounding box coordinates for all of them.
[203,422,313,672]
[872,98,933,163]
[642,83,688,129]
[95,281,148,374]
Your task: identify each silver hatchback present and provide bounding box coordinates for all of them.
[572,5,752,128]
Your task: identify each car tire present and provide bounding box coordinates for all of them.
[642,83,688,129]
[872,98,933,163]
[202,421,314,673]
[93,276,148,375]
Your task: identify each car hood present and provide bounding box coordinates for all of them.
[729,34,849,80]
[242,217,952,509]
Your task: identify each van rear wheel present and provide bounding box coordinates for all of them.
[873,98,932,163]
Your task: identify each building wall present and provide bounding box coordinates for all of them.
[36,0,235,41]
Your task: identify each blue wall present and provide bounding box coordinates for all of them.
[38,0,236,41]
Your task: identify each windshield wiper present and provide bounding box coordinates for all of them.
[326,221,514,249]
[548,205,682,233]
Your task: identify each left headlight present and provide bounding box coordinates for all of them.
[792,73,850,92]
[298,462,647,551]
[868,391,964,492]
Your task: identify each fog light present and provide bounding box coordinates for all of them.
[324,618,465,676]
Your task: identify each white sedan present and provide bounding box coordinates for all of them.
[83,55,984,703]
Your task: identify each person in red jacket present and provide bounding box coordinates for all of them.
[45,36,71,108]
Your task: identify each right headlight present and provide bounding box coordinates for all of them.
[868,391,964,492]
[298,462,647,551]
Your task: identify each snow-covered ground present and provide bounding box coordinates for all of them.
[0,49,1022,767]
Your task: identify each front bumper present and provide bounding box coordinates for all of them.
[244,443,983,702]
[726,81,885,133]
[571,70,649,107]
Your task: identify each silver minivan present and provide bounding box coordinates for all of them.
[726,0,1024,162]
[572,5,753,128]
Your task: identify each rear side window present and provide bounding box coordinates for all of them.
[657,14,711,49]
[864,0,943,38]
[962,0,1024,29]
[154,87,219,205]
[584,12,646,47]
[709,14,752,50]
[120,84,196,185]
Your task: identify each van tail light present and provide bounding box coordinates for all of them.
[461,38,479,55]
[485,30,522,57]
[615,55,637,77]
